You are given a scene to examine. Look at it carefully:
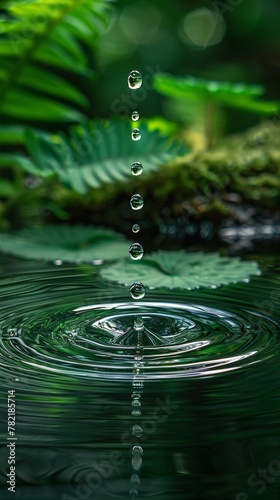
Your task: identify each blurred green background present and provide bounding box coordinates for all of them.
[95,0,280,132]
[0,0,279,257]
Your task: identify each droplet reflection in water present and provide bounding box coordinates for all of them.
[129,243,144,260]
[132,224,140,233]
[130,473,141,486]
[128,70,142,89]
[131,128,141,141]
[129,490,139,498]
[1,258,280,497]
[132,111,140,121]
[132,454,142,471]
[130,282,146,300]
[131,162,143,176]
[132,424,143,437]
[127,70,145,498]
[132,445,144,455]
[130,194,144,210]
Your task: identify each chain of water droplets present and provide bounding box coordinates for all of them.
[128,70,145,498]
[128,70,145,301]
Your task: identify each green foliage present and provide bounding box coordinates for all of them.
[25,120,188,193]
[154,73,279,115]
[0,0,111,123]
[0,224,130,262]
[100,251,261,289]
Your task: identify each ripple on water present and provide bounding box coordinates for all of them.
[0,262,279,383]
[0,259,280,500]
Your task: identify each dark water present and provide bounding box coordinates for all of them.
[0,255,280,500]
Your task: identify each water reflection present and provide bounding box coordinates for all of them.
[0,256,279,499]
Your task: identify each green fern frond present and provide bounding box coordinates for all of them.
[154,73,280,115]
[0,0,111,122]
[25,120,188,193]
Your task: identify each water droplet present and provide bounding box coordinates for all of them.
[129,243,144,260]
[128,70,142,90]
[130,282,146,299]
[129,489,139,498]
[130,474,141,487]
[131,162,143,176]
[131,128,141,141]
[132,424,143,437]
[132,224,140,233]
[130,194,144,211]
[131,111,140,121]
[132,454,142,471]
[134,316,144,331]
[132,445,143,455]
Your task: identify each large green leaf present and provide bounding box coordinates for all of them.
[25,120,188,193]
[0,224,130,262]
[154,73,279,115]
[101,251,261,289]
[0,0,111,122]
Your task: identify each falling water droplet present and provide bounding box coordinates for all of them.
[132,224,140,233]
[130,282,146,300]
[130,194,144,211]
[128,70,142,89]
[132,454,142,471]
[132,424,143,437]
[131,162,143,176]
[131,111,140,122]
[131,128,141,141]
[129,243,144,260]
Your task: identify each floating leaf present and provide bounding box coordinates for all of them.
[101,251,261,290]
[0,225,130,263]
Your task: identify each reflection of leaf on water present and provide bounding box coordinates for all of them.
[101,250,261,290]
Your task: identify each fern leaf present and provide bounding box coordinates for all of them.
[25,120,188,193]
[0,0,111,122]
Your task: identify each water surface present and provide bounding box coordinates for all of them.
[0,255,279,500]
